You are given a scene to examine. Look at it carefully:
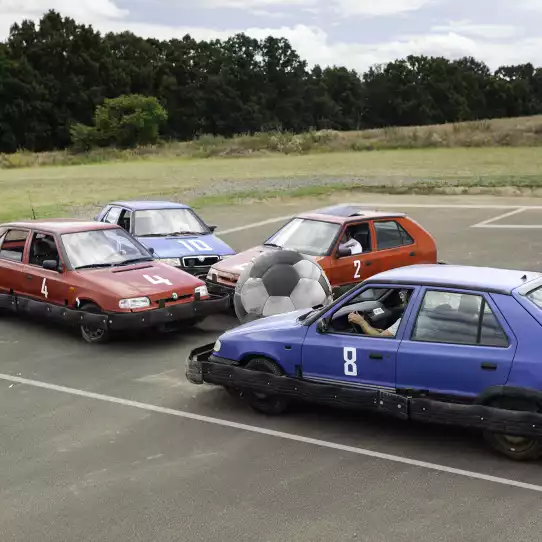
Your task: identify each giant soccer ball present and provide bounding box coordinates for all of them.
[233,249,333,323]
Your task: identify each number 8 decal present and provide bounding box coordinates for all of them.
[343,347,357,375]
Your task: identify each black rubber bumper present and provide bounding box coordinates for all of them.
[205,279,235,298]
[185,348,542,439]
[1,293,229,331]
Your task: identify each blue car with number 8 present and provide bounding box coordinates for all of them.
[187,264,542,461]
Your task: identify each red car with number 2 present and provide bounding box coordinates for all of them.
[0,219,228,343]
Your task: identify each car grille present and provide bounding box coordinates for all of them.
[182,255,220,268]
[154,293,193,307]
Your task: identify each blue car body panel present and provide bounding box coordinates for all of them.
[95,200,236,263]
[207,265,542,397]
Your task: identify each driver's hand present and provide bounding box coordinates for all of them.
[348,312,365,326]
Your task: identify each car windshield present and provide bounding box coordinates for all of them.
[62,228,152,269]
[265,218,340,256]
[524,285,542,309]
[134,208,206,236]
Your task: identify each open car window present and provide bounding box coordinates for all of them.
[28,233,61,267]
[266,218,341,256]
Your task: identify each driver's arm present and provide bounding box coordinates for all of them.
[348,312,393,337]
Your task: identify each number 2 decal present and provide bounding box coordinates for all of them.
[178,240,212,252]
[41,278,48,298]
[143,274,173,286]
[353,260,361,279]
[343,347,357,376]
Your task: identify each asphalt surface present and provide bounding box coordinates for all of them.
[2,194,542,542]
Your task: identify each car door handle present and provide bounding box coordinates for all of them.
[365,261,372,266]
[409,251,416,256]
[481,362,497,370]
[26,275,32,280]
[369,353,383,359]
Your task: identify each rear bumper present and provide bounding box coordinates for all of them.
[1,292,229,331]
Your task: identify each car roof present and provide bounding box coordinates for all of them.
[2,219,119,234]
[367,264,542,294]
[110,200,190,211]
[297,203,406,224]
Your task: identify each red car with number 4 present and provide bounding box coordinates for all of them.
[0,219,229,343]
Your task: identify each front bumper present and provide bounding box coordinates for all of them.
[205,279,235,298]
[185,342,542,439]
[2,293,229,331]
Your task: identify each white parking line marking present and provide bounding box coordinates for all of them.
[471,207,528,228]
[2,372,542,493]
[218,204,542,234]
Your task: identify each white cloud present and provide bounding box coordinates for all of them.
[0,0,540,75]
[333,0,433,17]
[431,20,521,39]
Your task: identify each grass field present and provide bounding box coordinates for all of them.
[2,147,542,222]
[3,115,542,170]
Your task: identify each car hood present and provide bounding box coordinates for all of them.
[211,246,321,276]
[223,308,310,337]
[137,234,235,258]
[75,260,204,298]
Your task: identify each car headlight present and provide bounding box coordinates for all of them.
[206,268,215,280]
[195,285,208,297]
[213,339,221,352]
[119,297,151,309]
[161,258,181,266]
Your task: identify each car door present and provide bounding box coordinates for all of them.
[24,231,68,306]
[301,284,420,390]
[372,219,419,272]
[327,221,378,291]
[396,287,516,398]
[0,228,31,296]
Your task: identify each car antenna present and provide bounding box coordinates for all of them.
[27,192,36,219]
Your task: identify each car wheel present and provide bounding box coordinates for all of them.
[80,303,110,345]
[482,397,542,461]
[242,357,290,416]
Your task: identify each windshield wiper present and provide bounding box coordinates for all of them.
[115,257,153,266]
[263,242,282,248]
[167,231,201,236]
[75,263,115,270]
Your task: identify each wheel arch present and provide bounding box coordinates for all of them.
[475,385,542,409]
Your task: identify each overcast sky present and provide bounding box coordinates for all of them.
[0,0,541,74]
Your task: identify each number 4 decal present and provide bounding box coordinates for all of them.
[41,278,48,298]
[353,260,361,279]
[143,274,173,286]
[343,347,357,376]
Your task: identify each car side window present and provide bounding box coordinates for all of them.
[374,220,413,250]
[411,290,509,347]
[104,207,122,224]
[0,229,29,262]
[28,233,60,267]
[118,210,132,232]
[337,222,372,256]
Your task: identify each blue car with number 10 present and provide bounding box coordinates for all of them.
[187,264,542,461]
[95,201,236,279]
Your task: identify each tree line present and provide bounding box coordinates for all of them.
[1,10,542,153]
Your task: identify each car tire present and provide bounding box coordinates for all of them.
[80,303,110,345]
[242,357,290,416]
[482,397,542,461]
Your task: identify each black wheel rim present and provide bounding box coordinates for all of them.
[82,326,105,340]
[494,433,536,453]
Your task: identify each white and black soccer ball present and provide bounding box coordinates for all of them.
[233,249,333,323]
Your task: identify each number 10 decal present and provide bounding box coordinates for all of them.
[343,347,357,375]
[178,240,212,252]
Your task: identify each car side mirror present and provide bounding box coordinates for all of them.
[208,225,217,233]
[336,246,351,258]
[317,318,329,333]
[148,247,155,255]
[43,260,61,272]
